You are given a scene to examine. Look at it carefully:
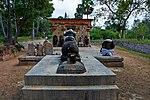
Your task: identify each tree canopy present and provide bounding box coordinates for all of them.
[95,0,149,38]
[75,0,94,19]
[0,0,54,44]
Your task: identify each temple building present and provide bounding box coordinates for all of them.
[49,18,93,47]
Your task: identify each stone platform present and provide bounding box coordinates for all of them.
[22,54,119,100]
[18,55,44,65]
[94,55,124,67]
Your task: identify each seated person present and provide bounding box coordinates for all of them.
[61,36,81,62]
[100,39,115,56]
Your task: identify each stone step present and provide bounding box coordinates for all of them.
[25,74,116,86]
[24,55,116,86]
[102,62,124,67]
[22,85,119,100]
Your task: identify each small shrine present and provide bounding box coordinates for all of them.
[49,18,93,47]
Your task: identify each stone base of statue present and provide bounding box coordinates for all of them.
[95,55,124,67]
[18,55,44,65]
[22,55,118,100]
[57,61,86,74]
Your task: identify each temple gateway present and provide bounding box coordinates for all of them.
[49,18,93,47]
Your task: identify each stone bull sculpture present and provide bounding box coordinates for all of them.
[57,32,86,74]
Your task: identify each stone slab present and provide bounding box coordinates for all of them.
[94,55,124,62]
[22,85,118,100]
[24,55,116,86]
[102,62,124,67]
[22,47,119,100]
[18,55,44,65]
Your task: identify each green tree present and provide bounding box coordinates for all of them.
[58,16,63,19]
[95,0,148,39]
[133,22,149,39]
[74,12,83,19]
[75,0,94,19]
[12,0,54,43]
[143,12,150,35]
[74,4,83,19]
[0,1,6,37]
[90,27,117,39]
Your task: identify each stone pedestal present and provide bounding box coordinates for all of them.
[18,55,44,65]
[95,55,124,67]
[57,61,86,74]
[22,55,118,100]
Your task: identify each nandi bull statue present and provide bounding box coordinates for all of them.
[57,30,86,74]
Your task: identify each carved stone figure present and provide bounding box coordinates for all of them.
[58,35,64,47]
[61,36,80,62]
[84,35,89,47]
[53,35,58,47]
[43,40,53,55]
[78,36,84,47]
[28,43,35,56]
[36,43,43,56]
[57,32,86,74]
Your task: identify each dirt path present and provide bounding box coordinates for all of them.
[0,51,32,100]
[115,49,150,100]
[0,46,150,100]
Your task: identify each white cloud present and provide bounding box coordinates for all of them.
[51,0,145,28]
[51,0,81,18]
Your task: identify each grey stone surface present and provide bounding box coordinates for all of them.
[94,55,124,67]
[57,61,86,74]
[24,55,116,86]
[22,46,119,100]
[102,62,124,67]
[18,55,44,65]
[94,55,123,62]
[22,85,118,100]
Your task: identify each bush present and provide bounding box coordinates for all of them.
[15,43,25,51]
[0,37,8,43]
[90,28,118,40]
